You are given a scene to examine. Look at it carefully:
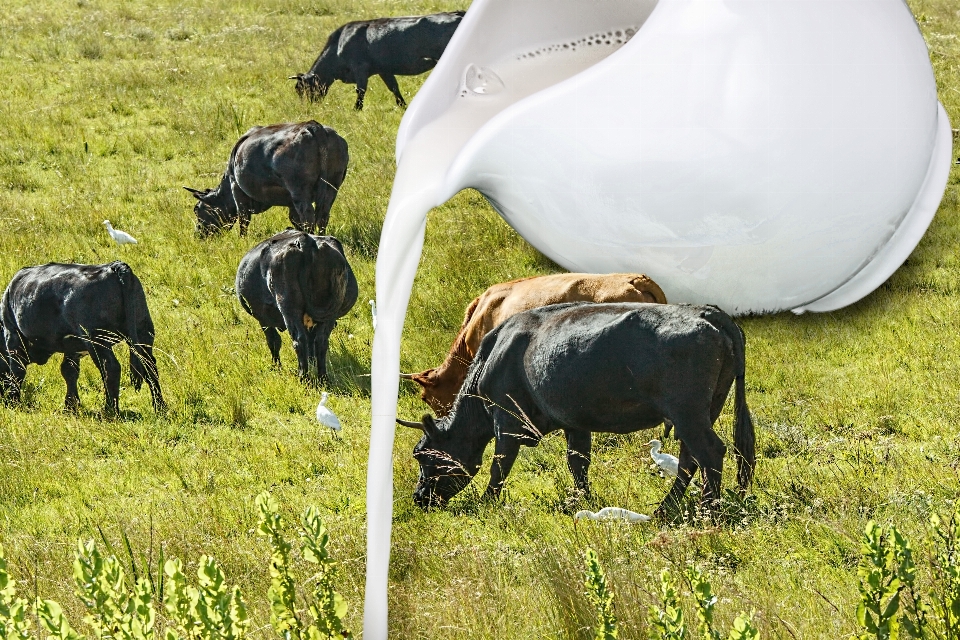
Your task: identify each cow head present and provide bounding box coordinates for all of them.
[184,187,236,236]
[402,369,459,417]
[289,73,330,103]
[398,411,486,509]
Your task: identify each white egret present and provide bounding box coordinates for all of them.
[316,392,341,431]
[369,299,377,331]
[647,439,679,478]
[103,220,138,245]
[573,507,650,523]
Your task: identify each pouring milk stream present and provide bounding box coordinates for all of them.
[366,0,951,635]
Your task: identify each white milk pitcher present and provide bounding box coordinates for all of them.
[365,0,952,636]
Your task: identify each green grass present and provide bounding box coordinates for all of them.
[0,0,958,637]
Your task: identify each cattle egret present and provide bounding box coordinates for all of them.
[316,392,341,431]
[103,220,137,245]
[369,300,377,331]
[647,439,679,478]
[574,507,651,523]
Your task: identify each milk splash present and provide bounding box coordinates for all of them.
[364,31,637,638]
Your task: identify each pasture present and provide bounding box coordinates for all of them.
[0,0,958,636]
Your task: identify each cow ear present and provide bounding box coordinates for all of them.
[422,414,439,439]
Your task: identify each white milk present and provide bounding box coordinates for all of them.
[364,31,636,638]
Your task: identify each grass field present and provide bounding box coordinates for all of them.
[0,0,959,637]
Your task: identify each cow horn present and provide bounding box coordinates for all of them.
[399,373,416,379]
[289,75,302,80]
[396,418,425,430]
[183,187,203,197]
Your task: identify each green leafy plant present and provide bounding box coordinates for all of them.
[36,600,83,640]
[163,556,248,640]
[256,492,351,640]
[0,546,32,640]
[726,614,759,640]
[857,521,915,640]
[649,568,759,640]
[73,538,156,640]
[931,509,960,639]
[584,548,617,640]
[299,507,350,640]
[0,492,351,640]
[649,570,685,640]
[687,566,720,640]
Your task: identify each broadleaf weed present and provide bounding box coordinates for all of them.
[584,548,617,640]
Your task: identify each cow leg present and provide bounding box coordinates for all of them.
[287,206,304,232]
[89,344,121,415]
[313,175,340,235]
[485,436,522,500]
[564,429,592,495]
[313,321,335,384]
[238,210,252,237]
[2,331,28,402]
[60,352,82,412]
[140,346,166,413]
[292,199,318,235]
[354,75,369,110]
[655,441,698,520]
[278,310,312,382]
[263,327,282,366]
[291,325,312,382]
[379,73,406,108]
[680,426,727,514]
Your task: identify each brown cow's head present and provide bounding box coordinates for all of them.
[403,368,462,417]
[630,275,668,304]
[184,187,236,237]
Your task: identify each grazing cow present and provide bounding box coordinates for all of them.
[0,262,165,414]
[398,303,754,517]
[291,12,464,110]
[405,273,667,415]
[236,230,358,382]
[184,121,348,237]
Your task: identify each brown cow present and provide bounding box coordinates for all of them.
[404,273,667,415]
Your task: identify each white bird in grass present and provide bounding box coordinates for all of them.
[103,220,137,245]
[647,439,679,478]
[316,392,341,431]
[574,507,651,523]
[369,299,377,331]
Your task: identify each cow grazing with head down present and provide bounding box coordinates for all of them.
[398,303,754,518]
[404,273,668,416]
[0,262,165,415]
[291,12,464,111]
[185,121,348,237]
[236,230,358,383]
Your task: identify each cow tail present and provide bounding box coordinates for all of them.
[730,321,755,493]
[111,262,148,390]
[298,237,347,323]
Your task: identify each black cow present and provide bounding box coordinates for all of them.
[291,12,464,110]
[0,262,165,415]
[184,121,348,237]
[398,303,755,517]
[236,230,358,383]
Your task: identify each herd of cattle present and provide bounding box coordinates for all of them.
[0,11,757,518]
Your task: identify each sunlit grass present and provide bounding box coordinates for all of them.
[0,0,958,637]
